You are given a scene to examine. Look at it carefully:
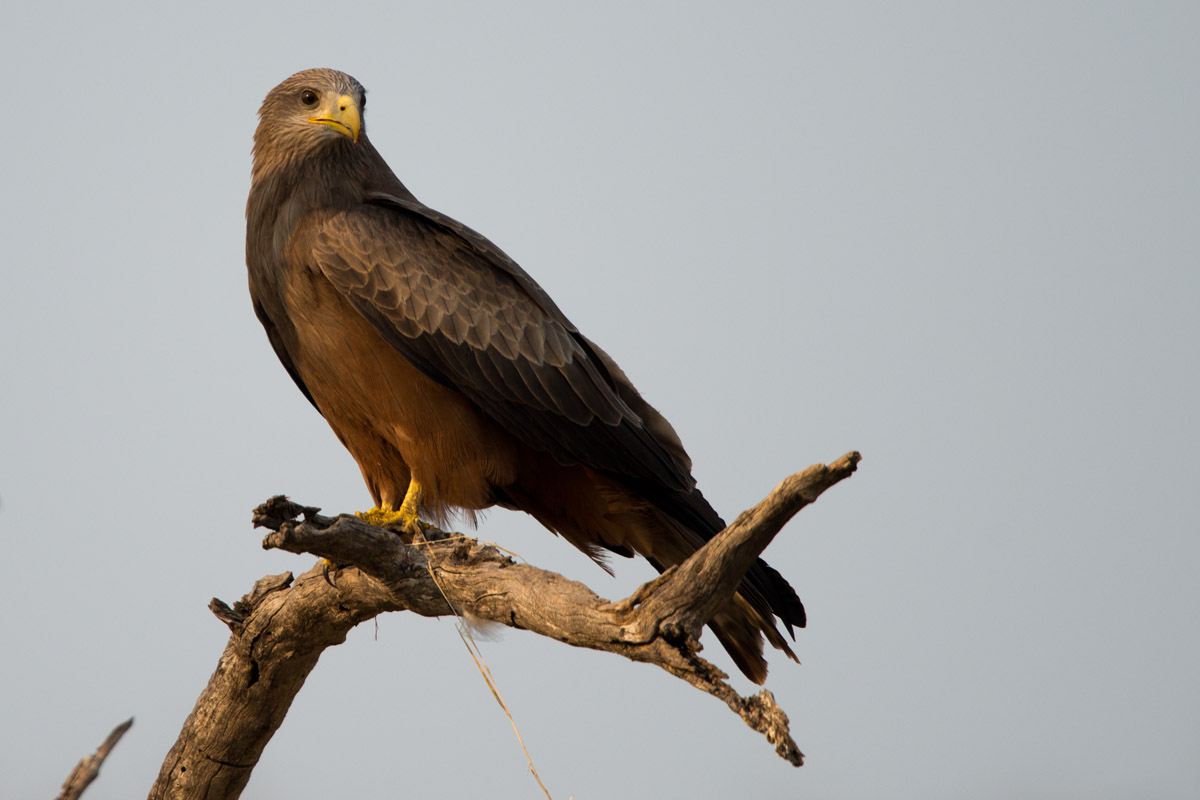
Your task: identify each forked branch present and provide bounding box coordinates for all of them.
[148,451,860,799]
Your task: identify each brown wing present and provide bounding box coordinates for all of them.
[251,295,318,410]
[297,201,696,498]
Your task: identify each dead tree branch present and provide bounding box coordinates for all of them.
[149,451,860,799]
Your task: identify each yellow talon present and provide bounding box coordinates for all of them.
[321,558,341,586]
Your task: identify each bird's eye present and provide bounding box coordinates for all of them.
[300,89,318,106]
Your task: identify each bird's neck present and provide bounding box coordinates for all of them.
[246,139,421,283]
[248,140,415,231]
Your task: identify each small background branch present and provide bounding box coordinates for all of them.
[56,718,132,800]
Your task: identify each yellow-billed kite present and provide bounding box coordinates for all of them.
[246,69,804,682]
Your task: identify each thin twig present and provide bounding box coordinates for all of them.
[419,533,556,800]
[457,626,554,799]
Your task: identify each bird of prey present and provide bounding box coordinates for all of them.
[246,68,805,683]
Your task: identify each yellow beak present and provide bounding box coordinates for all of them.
[308,94,361,143]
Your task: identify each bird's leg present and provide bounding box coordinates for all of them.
[396,478,424,536]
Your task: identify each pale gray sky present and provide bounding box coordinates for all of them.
[2,3,1197,798]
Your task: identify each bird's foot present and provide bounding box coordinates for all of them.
[357,479,429,537]
[356,505,411,529]
[355,500,430,538]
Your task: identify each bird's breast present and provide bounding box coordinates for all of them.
[279,263,521,513]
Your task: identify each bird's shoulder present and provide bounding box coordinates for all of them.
[288,198,583,369]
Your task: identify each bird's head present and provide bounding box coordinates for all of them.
[253,68,367,175]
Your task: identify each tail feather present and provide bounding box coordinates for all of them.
[641,501,805,684]
[710,595,800,685]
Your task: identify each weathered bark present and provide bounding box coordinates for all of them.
[148,451,860,799]
[148,570,401,799]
